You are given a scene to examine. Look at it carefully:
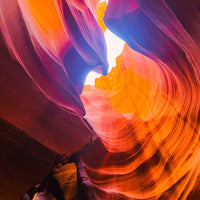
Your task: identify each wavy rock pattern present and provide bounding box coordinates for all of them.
[0,0,107,198]
[81,0,200,199]
[0,0,200,199]
[0,0,110,154]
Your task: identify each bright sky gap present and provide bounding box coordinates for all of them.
[84,29,125,85]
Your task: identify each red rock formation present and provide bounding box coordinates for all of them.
[0,0,200,199]
[81,1,200,199]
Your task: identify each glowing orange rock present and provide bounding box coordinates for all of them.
[80,1,200,199]
[81,42,200,199]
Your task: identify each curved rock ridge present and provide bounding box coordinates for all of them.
[0,0,108,154]
[0,0,106,198]
[81,0,200,199]
[0,0,199,199]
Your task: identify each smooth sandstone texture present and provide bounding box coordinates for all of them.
[0,0,200,199]
[81,0,200,199]
[0,0,107,197]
